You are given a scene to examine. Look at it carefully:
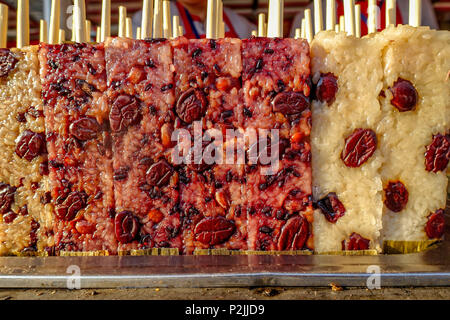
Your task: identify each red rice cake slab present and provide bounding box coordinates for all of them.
[241,37,313,252]
[39,43,116,254]
[105,38,182,253]
[172,37,247,253]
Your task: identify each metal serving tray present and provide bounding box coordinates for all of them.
[0,216,448,289]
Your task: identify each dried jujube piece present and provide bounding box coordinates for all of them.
[146,159,173,188]
[55,191,87,221]
[389,78,418,112]
[342,233,370,250]
[109,95,141,132]
[424,133,450,173]
[115,211,140,244]
[194,216,236,245]
[317,192,346,223]
[384,181,409,212]
[341,128,377,167]
[425,209,445,239]
[316,73,338,105]
[278,215,309,251]
[176,88,207,123]
[15,130,46,161]
[3,211,17,224]
[0,49,18,77]
[69,117,101,141]
[272,91,310,115]
[0,183,16,214]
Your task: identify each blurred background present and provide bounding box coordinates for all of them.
[0,0,449,46]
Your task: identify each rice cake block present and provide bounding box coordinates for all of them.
[376,26,450,244]
[104,38,182,253]
[311,32,385,253]
[39,43,116,254]
[0,47,53,255]
[241,38,313,252]
[172,37,247,253]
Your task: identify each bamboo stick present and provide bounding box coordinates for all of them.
[267,0,284,38]
[326,0,336,31]
[355,4,361,37]
[314,0,323,34]
[206,0,218,39]
[172,16,180,38]
[100,0,111,42]
[304,9,313,43]
[344,0,355,36]
[118,6,127,37]
[40,19,47,43]
[0,4,7,48]
[96,26,101,42]
[74,0,87,43]
[49,0,60,44]
[163,0,171,39]
[86,20,91,42]
[409,0,421,27]
[368,0,377,34]
[59,29,65,44]
[153,0,163,38]
[386,0,396,27]
[141,0,153,39]
[17,0,30,48]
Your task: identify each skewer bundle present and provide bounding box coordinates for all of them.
[0,0,447,256]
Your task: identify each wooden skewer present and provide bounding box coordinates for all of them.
[326,0,336,31]
[294,28,300,39]
[40,19,47,43]
[172,16,180,38]
[74,0,87,43]
[409,0,421,27]
[126,17,133,38]
[267,0,284,38]
[49,0,60,44]
[339,15,345,32]
[344,0,355,36]
[141,0,153,40]
[163,0,172,39]
[368,0,377,34]
[17,0,30,48]
[0,4,7,48]
[335,24,340,32]
[206,0,218,39]
[153,0,163,38]
[96,26,101,42]
[218,0,225,38]
[258,13,265,37]
[178,25,184,37]
[59,29,65,44]
[304,9,313,43]
[86,20,92,42]
[386,0,396,27]
[314,0,323,35]
[136,27,142,40]
[118,6,127,37]
[355,4,361,37]
[301,18,306,39]
[100,0,111,42]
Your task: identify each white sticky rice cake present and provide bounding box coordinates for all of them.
[376,26,450,244]
[0,46,53,255]
[310,31,386,253]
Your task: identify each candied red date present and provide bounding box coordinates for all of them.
[389,78,418,112]
[55,191,87,221]
[146,159,173,187]
[176,88,207,123]
[424,133,450,173]
[110,95,141,132]
[425,209,445,239]
[115,211,140,244]
[0,49,18,77]
[342,233,370,250]
[272,91,310,115]
[0,182,16,214]
[316,73,338,105]
[317,192,346,223]
[194,216,236,245]
[278,215,309,250]
[341,129,377,167]
[384,181,409,212]
[69,117,101,141]
[15,130,46,161]
[3,211,17,224]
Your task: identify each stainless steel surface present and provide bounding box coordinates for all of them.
[0,215,448,289]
